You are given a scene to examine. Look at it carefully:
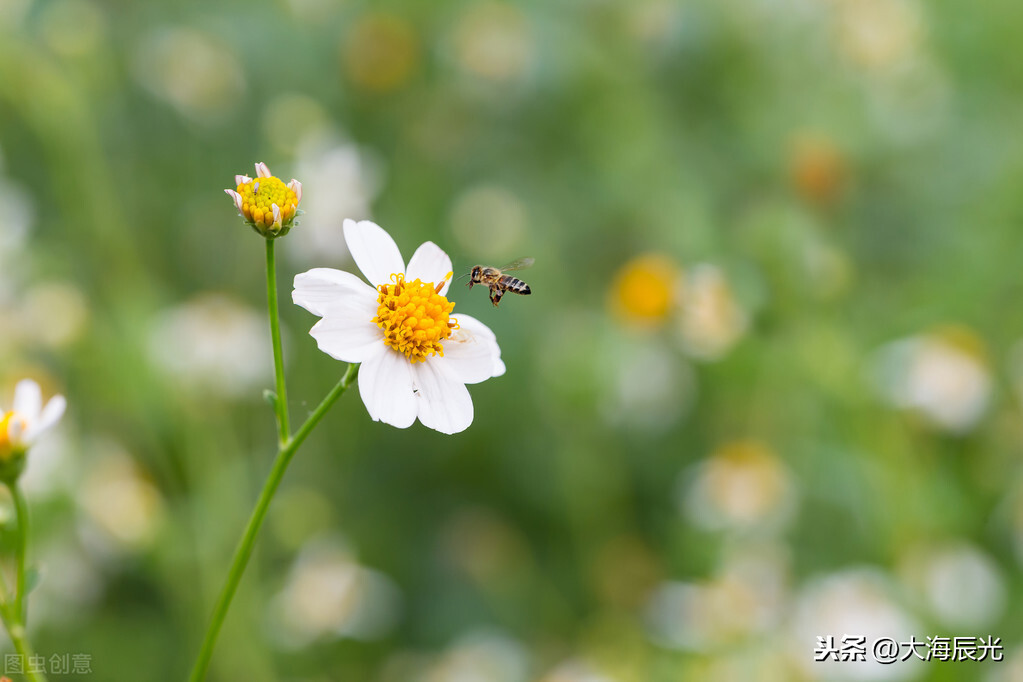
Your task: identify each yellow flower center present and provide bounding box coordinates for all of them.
[236,176,299,229]
[374,273,457,363]
[0,411,26,461]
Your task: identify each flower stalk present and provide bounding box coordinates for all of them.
[187,363,358,682]
[10,482,29,625]
[0,483,47,682]
[193,163,361,681]
[266,238,290,445]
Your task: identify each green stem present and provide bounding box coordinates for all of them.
[188,363,359,682]
[10,482,28,625]
[0,487,46,682]
[266,238,290,445]
[0,605,48,682]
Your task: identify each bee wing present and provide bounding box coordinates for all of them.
[498,257,535,272]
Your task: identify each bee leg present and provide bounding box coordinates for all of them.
[490,287,503,306]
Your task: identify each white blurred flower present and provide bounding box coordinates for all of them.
[645,544,789,651]
[872,329,991,433]
[0,378,66,463]
[288,135,382,264]
[540,660,619,682]
[132,27,245,123]
[147,293,271,397]
[293,220,505,434]
[680,440,796,533]
[987,646,1023,682]
[898,542,1006,630]
[20,429,77,499]
[20,281,89,349]
[834,0,924,70]
[77,442,165,555]
[601,338,695,433]
[451,1,534,83]
[677,264,749,361]
[790,569,923,682]
[424,630,530,682]
[267,537,400,648]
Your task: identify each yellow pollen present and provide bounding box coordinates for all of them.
[236,175,299,229]
[374,273,457,363]
[0,411,25,459]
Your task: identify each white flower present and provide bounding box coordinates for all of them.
[0,379,66,462]
[293,219,505,434]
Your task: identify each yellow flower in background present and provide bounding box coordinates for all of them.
[0,379,66,481]
[342,14,419,93]
[224,162,302,238]
[789,134,847,208]
[609,254,680,327]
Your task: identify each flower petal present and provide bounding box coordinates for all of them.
[293,268,378,318]
[412,360,474,434]
[24,395,65,442]
[12,380,42,421]
[451,313,506,379]
[343,219,405,286]
[255,162,272,178]
[289,179,302,203]
[359,349,417,428]
[224,189,243,211]
[308,313,383,364]
[7,417,24,442]
[442,315,504,384]
[235,174,252,186]
[406,241,454,295]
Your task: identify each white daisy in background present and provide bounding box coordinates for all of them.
[0,379,66,464]
[293,219,505,434]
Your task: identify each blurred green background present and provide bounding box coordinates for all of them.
[3,0,1023,680]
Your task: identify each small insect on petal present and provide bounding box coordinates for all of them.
[255,162,272,178]
[289,179,302,203]
[225,189,244,212]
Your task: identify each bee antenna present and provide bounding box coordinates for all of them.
[455,272,471,282]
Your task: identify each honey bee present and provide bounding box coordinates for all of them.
[467,257,534,306]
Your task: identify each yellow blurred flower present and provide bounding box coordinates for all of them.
[342,14,419,93]
[608,254,680,327]
[789,134,847,208]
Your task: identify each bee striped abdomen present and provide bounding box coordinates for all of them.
[500,276,531,295]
